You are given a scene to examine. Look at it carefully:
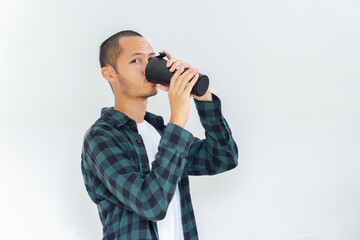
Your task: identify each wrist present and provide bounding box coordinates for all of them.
[192,89,212,101]
[169,119,185,128]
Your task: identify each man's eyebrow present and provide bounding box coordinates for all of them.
[129,52,156,59]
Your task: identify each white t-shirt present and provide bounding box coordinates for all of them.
[136,119,184,240]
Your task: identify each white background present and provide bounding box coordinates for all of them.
[1,0,359,239]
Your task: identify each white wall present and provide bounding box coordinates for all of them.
[1,0,359,239]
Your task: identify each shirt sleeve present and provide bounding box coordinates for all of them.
[83,122,193,221]
[186,93,239,175]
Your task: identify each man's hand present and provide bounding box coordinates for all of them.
[158,49,212,101]
[160,49,200,128]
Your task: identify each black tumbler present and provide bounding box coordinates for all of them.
[145,52,209,97]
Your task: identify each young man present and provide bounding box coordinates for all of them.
[81,30,238,240]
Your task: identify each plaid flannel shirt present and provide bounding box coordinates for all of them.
[81,93,238,240]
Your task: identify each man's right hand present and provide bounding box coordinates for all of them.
[158,50,199,128]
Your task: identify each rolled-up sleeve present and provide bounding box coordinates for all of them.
[186,93,238,175]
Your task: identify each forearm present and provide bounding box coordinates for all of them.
[187,92,239,175]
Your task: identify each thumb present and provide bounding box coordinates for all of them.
[158,84,169,92]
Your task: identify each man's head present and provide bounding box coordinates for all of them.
[100,30,157,99]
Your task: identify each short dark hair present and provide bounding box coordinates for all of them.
[99,30,143,93]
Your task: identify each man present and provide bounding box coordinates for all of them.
[81,30,238,240]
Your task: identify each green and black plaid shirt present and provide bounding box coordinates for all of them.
[81,93,238,240]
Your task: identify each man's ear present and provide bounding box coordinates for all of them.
[101,66,117,84]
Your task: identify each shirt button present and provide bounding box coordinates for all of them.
[137,139,143,144]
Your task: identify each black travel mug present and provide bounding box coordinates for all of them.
[145,52,209,97]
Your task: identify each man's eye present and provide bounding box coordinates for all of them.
[130,59,139,63]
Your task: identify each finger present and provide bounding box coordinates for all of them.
[166,57,178,68]
[158,84,169,92]
[184,73,200,95]
[169,65,185,91]
[169,60,183,72]
[180,67,198,91]
[169,60,191,72]
[175,62,191,70]
[176,67,198,92]
[163,49,172,60]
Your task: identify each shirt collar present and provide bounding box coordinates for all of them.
[100,106,165,130]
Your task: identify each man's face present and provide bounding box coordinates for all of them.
[113,36,157,99]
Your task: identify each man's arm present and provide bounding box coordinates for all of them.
[186,92,238,175]
[158,50,238,175]
[82,122,193,221]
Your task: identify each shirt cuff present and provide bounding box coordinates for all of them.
[194,93,222,122]
[160,123,194,153]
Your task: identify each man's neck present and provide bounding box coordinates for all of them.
[114,95,147,124]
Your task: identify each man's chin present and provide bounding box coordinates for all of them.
[149,88,159,97]
[140,89,158,99]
